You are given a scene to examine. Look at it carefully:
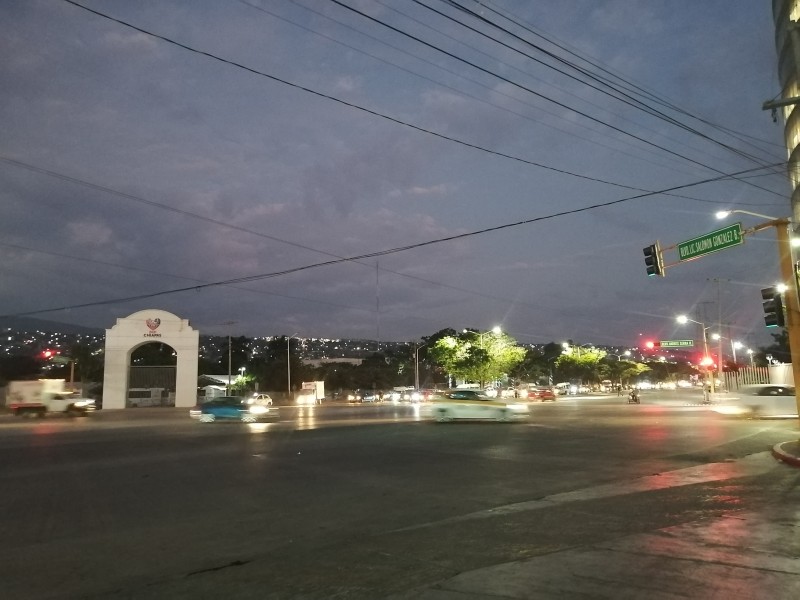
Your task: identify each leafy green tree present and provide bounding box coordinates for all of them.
[555,347,606,384]
[429,329,525,387]
[229,373,256,394]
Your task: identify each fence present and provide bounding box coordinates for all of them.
[722,366,770,391]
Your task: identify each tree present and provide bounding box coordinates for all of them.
[759,329,789,365]
[429,329,525,387]
[229,373,255,394]
[555,347,606,385]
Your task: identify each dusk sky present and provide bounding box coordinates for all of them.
[0,1,790,349]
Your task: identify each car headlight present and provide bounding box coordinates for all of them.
[249,405,269,414]
[73,400,94,407]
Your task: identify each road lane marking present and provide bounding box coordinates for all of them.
[392,451,777,532]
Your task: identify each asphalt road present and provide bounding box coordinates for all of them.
[1,392,799,599]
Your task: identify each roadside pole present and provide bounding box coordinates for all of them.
[649,215,800,418]
[772,219,800,418]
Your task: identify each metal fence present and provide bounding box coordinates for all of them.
[722,366,770,391]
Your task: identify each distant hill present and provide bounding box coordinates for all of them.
[0,316,103,335]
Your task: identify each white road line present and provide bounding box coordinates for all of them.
[393,451,777,532]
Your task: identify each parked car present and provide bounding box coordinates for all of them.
[190,396,279,423]
[424,390,529,422]
[712,385,798,418]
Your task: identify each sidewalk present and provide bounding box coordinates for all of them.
[772,439,800,468]
[388,449,800,600]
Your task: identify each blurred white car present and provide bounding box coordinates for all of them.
[712,385,798,418]
[250,393,273,406]
[424,390,529,422]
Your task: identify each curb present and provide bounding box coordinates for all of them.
[771,441,800,468]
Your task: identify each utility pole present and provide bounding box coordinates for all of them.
[759,219,800,417]
[708,278,729,390]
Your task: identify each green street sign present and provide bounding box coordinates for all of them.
[50,356,72,365]
[659,340,694,348]
[677,223,743,261]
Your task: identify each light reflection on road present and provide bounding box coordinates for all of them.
[396,452,777,532]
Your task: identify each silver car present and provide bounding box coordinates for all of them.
[424,390,529,422]
[712,384,798,418]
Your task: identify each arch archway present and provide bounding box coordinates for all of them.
[102,310,199,409]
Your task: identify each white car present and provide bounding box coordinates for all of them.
[712,385,798,418]
[250,393,273,406]
[424,390,529,422]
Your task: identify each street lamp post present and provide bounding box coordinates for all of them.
[677,315,714,395]
[608,351,631,391]
[717,211,800,416]
[287,333,298,402]
[465,326,501,388]
[413,342,429,390]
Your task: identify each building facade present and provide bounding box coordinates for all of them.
[773,0,800,222]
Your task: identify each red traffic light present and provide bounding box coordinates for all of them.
[644,341,661,350]
[41,350,53,359]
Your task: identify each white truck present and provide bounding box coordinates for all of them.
[7,379,95,417]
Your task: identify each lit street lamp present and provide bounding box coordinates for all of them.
[287,333,298,401]
[414,342,427,390]
[717,210,800,416]
[676,315,715,394]
[464,326,502,387]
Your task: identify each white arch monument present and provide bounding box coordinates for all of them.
[102,309,199,410]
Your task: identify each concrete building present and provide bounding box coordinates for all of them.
[772,0,800,222]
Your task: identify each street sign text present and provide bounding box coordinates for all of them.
[677,223,743,261]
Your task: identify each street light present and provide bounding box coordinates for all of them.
[607,351,631,391]
[464,326,502,387]
[717,210,800,417]
[676,315,715,394]
[287,333,298,401]
[715,209,778,221]
[413,341,428,390]
[713,333,745,365]
[747,348,755,367]
[562,342,595,357]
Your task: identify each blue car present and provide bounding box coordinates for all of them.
[190,396,279,423]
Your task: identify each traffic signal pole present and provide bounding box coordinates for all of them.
[761,218,800,418]
[651,216,800,418]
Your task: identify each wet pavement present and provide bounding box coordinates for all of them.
[390,441,800,600]
[2,401,799,599]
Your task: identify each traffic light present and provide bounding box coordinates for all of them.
[761,287,785,328]
[643,243,664,277]
[41,349,53,359]
[644,340,661,350]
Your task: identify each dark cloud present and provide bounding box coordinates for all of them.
[0,0,785,349]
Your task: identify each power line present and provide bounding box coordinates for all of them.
[261,0,712,181]
[407,0,783,185]
[475,0,785,155]
[0,161,781,319]
[61,0,786,202]
[442,0,783,166]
